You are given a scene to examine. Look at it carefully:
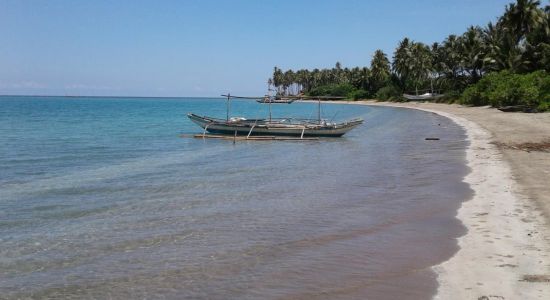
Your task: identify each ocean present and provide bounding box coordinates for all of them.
[0,96,470,299]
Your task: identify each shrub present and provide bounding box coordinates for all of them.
[461,85,488,106]
[526,71,550,104]
[348,89,371,100]
[537,101,550,112]
[438,90,461,103]
[460,70,550,109]
[375,84,402,101]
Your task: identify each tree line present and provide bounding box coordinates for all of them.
[268,0,550,110]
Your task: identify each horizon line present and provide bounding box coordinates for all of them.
[0,94,226,99]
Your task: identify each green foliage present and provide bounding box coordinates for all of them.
[537,101,550,111]
[375,84,402,101]
[308,83,356,97]
[437,90,462,103]
[370,50,392,92]
[269,1,550,112]
[461,70,550,108]
[461,75,492,106]
[348,89,371,100]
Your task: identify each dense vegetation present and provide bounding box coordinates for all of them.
[268,0,550,111]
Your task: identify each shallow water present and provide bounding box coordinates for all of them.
[0,96,470,299]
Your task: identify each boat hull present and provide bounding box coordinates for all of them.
[187,114,362,137]
[256,99,295,104]
[403,93,445,101]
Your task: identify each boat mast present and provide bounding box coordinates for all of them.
[226,93,230,122]
[269,101,272,122]
[268,89,272,122]
[318,97,321,124]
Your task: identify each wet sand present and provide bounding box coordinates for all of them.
[352,101,550,299]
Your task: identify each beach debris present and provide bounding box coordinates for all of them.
[497,105,537,113]
[497,264,518,268]
[491,140,550,152]
[478,296,505,300]
[519,274,550,282]
[425,137,440,140]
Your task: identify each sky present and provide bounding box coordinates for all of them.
[0,0,514,97]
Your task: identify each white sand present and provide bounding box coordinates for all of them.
[355,102,550,299]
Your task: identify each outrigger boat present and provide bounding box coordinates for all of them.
[187,94,363,138]
[403,81,445,101]
[403,92,444,101]
[256,96,296,104]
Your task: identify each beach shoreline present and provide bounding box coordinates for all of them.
[342,100,550,299]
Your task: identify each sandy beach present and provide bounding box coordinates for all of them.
[350,101,550,299]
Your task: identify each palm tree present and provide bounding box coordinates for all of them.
[392,37,412,90]
[272,67,284,94]
[370,50,391,92]
[431,42,447,90]
[434,34,468,90]
[523,4,550,71]
[409,42,433,93]
[283,70,295,95]
[267,78,273,92]
[267,0,549,99]
[482,0,546,73]
[502,0,545,44]
[461,26,486,82]
[482,21,528,73]
[359,67,371,91]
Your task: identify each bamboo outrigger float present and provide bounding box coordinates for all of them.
[187,94,363,139]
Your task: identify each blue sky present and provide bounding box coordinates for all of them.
[0,0,513,97]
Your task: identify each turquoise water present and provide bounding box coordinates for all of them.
[0,96,470,299]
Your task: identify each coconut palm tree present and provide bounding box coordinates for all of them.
[502,0,545,44]
[409,42,433,93]
[370,50,391,92]
[522,4,550,71]
[272,67,284,94]
[461,26,486,82]
[267,78,273,92]
[433,34,468,90]
[283,70,295,95]
[392,37,412,90]
[482,21,527,73]
[481,0,546,73]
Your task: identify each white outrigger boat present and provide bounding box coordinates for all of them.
[403,92,444,101]
[187,94,363,138]
[403,82,445,101]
